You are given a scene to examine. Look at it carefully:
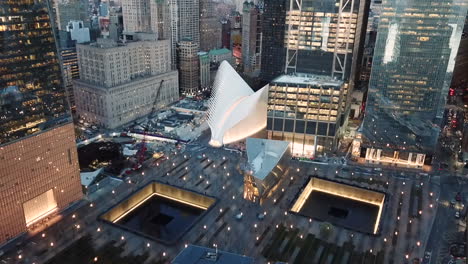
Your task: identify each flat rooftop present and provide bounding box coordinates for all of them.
[291,177,385,235]
[272,73,344,87]
[172,245,254,264]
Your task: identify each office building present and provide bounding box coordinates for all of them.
[199,0,222,51]
[61,48,80,108]
[271,0,370,156]
[242,2,262,76]
[178,0,200,46]
[121,0,158,33]
[199,52,211,89]
[267,74,345,157]
[99,2,109,17]
[108,7,124,42]
[284,0,370,86]
[359,0,468,168]
[74,34,179,128]
[56,0,90,31]
[200,17,222,51]
[208,48,234,66]
[65,20,91,44]
[57,20,90,107]
[178,39,200,95]
[0,1,83,245]
[260,0,286,82]
[221,19,231,49]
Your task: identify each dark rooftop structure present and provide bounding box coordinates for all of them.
[172,245,254,264]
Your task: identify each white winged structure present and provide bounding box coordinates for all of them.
[207,61,269,147]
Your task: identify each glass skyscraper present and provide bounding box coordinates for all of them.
[0,0,72,144]
[260,0,286,82]
[0,0,82,244]
[361,0,468,167]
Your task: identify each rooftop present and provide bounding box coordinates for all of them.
[208,48,231,56]
[172,245,254,264]
[272,73,344,87]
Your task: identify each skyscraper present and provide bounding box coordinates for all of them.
[121,0,158,33]
[242,1,262,76]
[178,0,200,46]
[284,0,370,86]
[0,0,83,244]
[199,0,222,51]
[56,0,90,31]
[221,19,232,49]
[267,0,370,156]
[178,39,200,95]
[260,0,286,81]
[360,0,468,168]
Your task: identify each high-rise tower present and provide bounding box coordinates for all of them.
[260,0,286,82]
[178,0,200,46]
[360,0,468,168]
[0,0,83,245]
[242,1,262,76]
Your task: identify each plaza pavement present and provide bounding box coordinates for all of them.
[0,141,444,264]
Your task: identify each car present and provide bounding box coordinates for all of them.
[455,192,462,202]
[455,211,460,218]
[257,213,265,220]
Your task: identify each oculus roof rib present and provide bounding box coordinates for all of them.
[207,61,268,147]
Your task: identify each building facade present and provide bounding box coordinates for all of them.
[241,2,262,76]
[221,19,232,49]
[208,48,234,66]
[267,74,345,157]
[199,0,221,51]
[360,0,468,168]
[74,35,179,128]
[61,48,80,108]
[199,17,222,51]
[121,0,158,33]
[178,0,200,46]
[260,0,286,82]
[178,39,200,95]
[56,0,90,31]
[284,0,370,86]
[198,52,211,89]
[0,0,83,245]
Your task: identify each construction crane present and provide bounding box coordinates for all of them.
[134,79,164,170]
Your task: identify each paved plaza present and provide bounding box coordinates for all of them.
[1,133,464,263]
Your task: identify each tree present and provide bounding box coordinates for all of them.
[319,222,333,240]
